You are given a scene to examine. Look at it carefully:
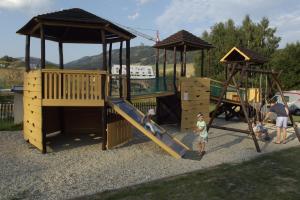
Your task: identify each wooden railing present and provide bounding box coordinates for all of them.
[41,69,106,106]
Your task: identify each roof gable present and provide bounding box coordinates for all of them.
[220,46,268,64]
[154,30,213,51]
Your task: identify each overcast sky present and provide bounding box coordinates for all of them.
[0,0,299,63]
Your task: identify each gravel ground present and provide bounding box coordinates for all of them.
[0,119,299,200]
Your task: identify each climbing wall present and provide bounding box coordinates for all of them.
[180,77,210,131]
[23,70,43,150]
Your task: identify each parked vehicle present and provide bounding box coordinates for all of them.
[270,91,300,116]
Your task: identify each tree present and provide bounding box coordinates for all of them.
[194,16,281,80]
[270,42,300,90]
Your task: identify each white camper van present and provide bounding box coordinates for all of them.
[271,91,300,116]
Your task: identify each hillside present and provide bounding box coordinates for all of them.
[65,45,196,69]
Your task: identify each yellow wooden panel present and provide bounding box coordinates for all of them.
[248,88,260,103]
[107,119,132,149]
[42,99,104,107]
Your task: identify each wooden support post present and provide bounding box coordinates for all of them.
[207,49,211,77]
[108,42,112,96]
[119,41,123,98]
[201,49,204,77]
[180,50,184,77]
[207,65,237,131]
[173,46,177,91]
[272,73,300,142]
[183,45,187,77]
[58,42,64,134]
[232,76,261,152]
[40,24,46,153]
[59,42,64,69]
[126,40,131,101]
[163,48,167,91]
[25,35,30,72]
[40,24,46,69]
[155,48,160,91]
[101,30,108,150]
[163,49,166,78]
[156,48,159,78]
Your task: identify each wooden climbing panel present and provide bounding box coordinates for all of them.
[23,70,43,150]
[180,77,210,131]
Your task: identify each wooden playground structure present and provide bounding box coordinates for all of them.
[17,8,299,158]
[17,8,213,158]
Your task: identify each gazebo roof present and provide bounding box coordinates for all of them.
[16,8,136,44]
[220,46,268,64]
[153,30,213,51]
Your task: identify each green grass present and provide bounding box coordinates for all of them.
[293,115,300,122]
[0,120,22,131]
[77,147,300,200]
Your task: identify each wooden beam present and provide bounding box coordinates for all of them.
[108,42,112,74]
[156,48,159,78]
[101,30,108,151]
[25,35,30,72]
[119,41,123,98]
[232,76,261,152]
[59,42,64,69]
[207,65,237,131]
[183,45,187,77]
[180,50,184,77]
[173,47,177,90]
[210,125,250,134]
[41,20,131,40]
[126,40,131,100]
[201,49,204,77]
[163,48,166,78]
[40,24,46,69]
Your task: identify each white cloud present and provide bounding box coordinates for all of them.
[0,0,53,12]
[137,0,153,5]
[156,0,300,46]
[128,12,140,20]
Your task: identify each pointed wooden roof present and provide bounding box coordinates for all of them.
[220,46,268,64]
[17,8,136,44]
[153,30,213,51]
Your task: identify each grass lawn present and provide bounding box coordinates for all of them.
[293,115,300,123]
[77,147,300,200]
[0,120,22,131]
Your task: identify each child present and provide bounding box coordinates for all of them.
[141,109,162,137]
[195,112,208,156]
[252,121,271,141]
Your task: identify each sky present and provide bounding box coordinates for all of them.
[0,0,300,63]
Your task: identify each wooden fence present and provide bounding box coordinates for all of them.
[0,102,14,121]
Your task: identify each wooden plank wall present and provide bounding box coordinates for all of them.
[23,70,43,150]
[107,119,132,149]
[180,77,210,131]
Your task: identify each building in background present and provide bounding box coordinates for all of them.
[112,65,155,79]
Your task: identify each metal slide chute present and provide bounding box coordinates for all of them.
[108,99,189,159]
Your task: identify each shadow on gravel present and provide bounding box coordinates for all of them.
[46,132,102,152]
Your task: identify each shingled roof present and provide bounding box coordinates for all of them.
[220,46,268,64]
[153,30,213,51]
[16,8,136,43]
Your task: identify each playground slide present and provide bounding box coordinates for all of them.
[108,99,189,159]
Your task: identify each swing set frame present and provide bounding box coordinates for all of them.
[207,47,300,152]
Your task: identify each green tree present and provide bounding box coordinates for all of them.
[194,15,281,80]
[270,42,300,90]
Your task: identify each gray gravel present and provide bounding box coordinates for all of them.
[0,120,299,200]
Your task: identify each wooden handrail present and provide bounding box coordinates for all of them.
[41,69,107,75]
